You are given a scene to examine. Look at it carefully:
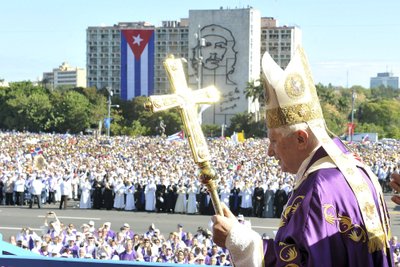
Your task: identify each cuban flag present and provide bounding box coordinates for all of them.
[121,29,155,100]
[167,131,185,142]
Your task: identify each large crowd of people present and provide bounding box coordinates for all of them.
[10,211,233,264]
[0,131,295,218]
[1,131,399,263]
[0,131,399,217]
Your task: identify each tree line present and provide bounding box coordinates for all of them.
[0,81,399,139]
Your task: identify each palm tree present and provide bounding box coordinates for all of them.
[244,78,265,122]
[41,78,50,90]
[244,79,264,103]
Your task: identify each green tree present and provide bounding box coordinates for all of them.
[202,124,221,138]
[355,123,385,138]
[370,85,400,99]
[321,102,347,135]
[41,77,51,91]
[2,83,53,132]
[357,99,400,138]
[227,112,266,138]
[53,90,91,133]
[358,100,400,127]
[126,96,182,136]
[128,120,149,136]
[79,87,107,128]
[244,79,264,103]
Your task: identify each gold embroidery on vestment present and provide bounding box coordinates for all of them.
[279,196,305,228]
[279,242,298,262]
[323,203,367,243]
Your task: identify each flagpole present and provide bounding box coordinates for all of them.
[107,89,112,138]
[106,87,119,139]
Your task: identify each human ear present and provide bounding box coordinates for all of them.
[296,130,309,148]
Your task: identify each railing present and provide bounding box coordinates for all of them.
[0,233,188,267]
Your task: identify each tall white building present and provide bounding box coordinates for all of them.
[188,8,261,125]
[261,17,302,70]
[86,22,154,95]
[154,20,189,95]
[87,20,189,97]
[43,62,86,89]
[86,7,302,124]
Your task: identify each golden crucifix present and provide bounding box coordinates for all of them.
[144,55,223,215]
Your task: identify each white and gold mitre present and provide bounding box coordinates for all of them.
[261,45,324,129]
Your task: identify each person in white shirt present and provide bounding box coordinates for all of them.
[59,177,72,210]
[113,179,125,210]
[14,176,26,206]
[79,177,92,209]
[30,176,43,208]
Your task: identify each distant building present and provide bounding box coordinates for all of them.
[43,62,86,89]
[260,17,302,70]
[188,8,261,125]
[86,7,302,124]
[0,80,9,87]
[154,19,189,95]
[87,22,156,97]
[370,72,399,89]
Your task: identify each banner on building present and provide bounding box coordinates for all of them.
[121,29,154,100]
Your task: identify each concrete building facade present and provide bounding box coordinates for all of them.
[43,62,86,89]
[85,7,302,125]
[260,17,302,70]
[370,72,399,89]
[154,19,189,95]
[86,22,154,95]
[87,21,189,97]
[188,8,261,125]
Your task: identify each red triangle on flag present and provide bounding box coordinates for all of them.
[178,130,185,139]
[122,29,154,61]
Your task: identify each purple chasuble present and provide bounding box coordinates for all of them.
[263,139,393,267]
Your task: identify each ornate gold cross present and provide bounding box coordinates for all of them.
[145,55,223,215]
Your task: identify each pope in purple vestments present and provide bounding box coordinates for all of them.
[262,139,392,266]
[211,45,393,267]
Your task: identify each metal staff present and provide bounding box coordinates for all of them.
[144,55,223,215]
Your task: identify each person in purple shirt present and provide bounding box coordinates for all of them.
[177,224,187,242]
[62,239,79,258]
[101,222,116,241]
[119,239,138,261]
[211,46,393,267]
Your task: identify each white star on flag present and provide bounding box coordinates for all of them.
[132,34,143,46]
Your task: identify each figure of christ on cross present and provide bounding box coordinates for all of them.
[145,55,223,215]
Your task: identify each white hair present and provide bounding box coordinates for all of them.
[273,119,326,148]
[277,122,309,137]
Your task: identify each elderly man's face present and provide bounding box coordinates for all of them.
[267,128,303,174]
